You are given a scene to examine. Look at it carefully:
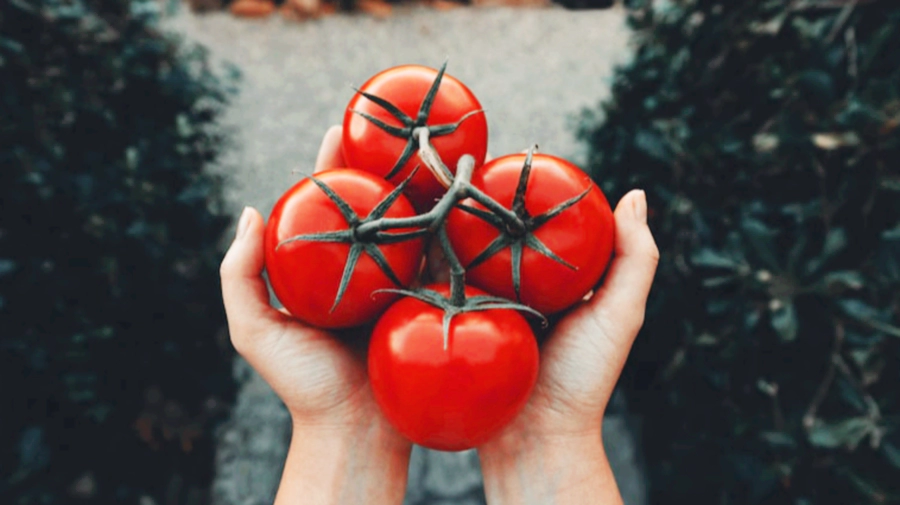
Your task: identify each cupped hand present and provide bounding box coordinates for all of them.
[219,126,409,447]
[481,187,659,449]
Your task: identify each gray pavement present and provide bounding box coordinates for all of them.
[163,5,644,504]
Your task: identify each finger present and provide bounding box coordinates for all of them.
[314,125,345,173]
[585,189,659,338]
[220,207,285,353]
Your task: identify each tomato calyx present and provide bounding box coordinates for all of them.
[455,147,592,302]
[276,171,428,313]
[374,209,548,350]
[350,60,485,188]
[376,286,546,350]
[411,224,546,350]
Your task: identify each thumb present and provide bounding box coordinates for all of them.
[220,207,286,354]
[583,189,659,341]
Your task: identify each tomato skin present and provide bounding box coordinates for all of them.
[368,284,539,451]
[445,154,615,314]
[264,168,424,329]
[342,65,488,211]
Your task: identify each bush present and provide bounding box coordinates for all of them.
[1,0,237,503]
[579,1,900,503]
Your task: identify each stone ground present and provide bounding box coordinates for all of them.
[163,5,645,504]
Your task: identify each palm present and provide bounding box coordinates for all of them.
[501,307,630,443]
[253,315,379,426]
[481,190,658,448]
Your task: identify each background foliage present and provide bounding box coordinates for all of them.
[580,0,900,503]
[0,0,237,503]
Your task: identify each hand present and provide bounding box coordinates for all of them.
[219,126,411,505]
[478,188,659,505]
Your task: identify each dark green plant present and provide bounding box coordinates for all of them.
[579,0,900,503]
[1,0,238,503]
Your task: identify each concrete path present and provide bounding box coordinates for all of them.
[164,5,644,504]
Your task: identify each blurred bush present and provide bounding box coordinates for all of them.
[579,0,900,503]
[1,0,238,503]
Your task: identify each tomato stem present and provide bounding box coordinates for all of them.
[438,224,467,307]
[414,127,455,189]
[464,186,527,234]
[354,155,475,238]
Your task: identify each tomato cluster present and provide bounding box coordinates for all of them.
[263,62,615,451]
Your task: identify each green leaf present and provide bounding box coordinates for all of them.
[791,17,831,39]
[839,299,882,321]
[822,228,847,258]
[0,259,16,276]
[741,218,780,271]
[707,298,732,315]
[836,98,885,130]
[796,69,836,105]
[770,300,798,342]
[745,309,762,330]
[760,431,797,448]
[880,175,900,192]
[0,37,25,54]
[703,275,737,287]
[882,443,900,469]
[838,299,900,338]
[836,377,868,413]
[876,226,900,283]
[634,129,671,162]
[820,271,864,290]
[807,417,871,449]
[691,248,742,270]
[749,11,788,35]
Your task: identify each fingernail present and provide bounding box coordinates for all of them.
[236,207,252,239]
[634,190,647,223]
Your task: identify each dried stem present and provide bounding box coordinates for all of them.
[414,127,455,189]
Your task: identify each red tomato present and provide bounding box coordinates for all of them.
[342,64,488,211]
[264,168,424,329]
[445,153,615,314]
[368,284,539,451]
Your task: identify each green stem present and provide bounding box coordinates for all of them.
[466,186,527,233]
[438,223,467,307]
[355,155,476,237]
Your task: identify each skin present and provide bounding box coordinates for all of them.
[219,125,659,504]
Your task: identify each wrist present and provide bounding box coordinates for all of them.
[479,428,623,505]
[275,417,412,505]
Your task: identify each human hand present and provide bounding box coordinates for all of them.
[478,188,659,505]
[219,125,411,505]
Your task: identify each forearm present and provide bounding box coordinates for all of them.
[479,430,622,505]
[275,421,411,505]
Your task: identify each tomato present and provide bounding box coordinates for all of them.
[445,153,615,314]
[264,168,424,329]
[342,63,488,211]
[368,284,539,451]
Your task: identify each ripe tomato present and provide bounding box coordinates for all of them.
[264,168,424,329]
[445,153,615,314]
[368,284,539,451]
[342,63,488,211]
